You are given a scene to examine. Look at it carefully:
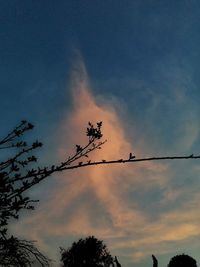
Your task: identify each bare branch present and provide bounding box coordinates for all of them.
[52,154,200,171]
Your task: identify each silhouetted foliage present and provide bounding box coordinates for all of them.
[152,254,197,267]
[168,254,197,267]
[60,236,121,267]
[0,236,50,267]
[1,120,200,266]
[0,120,105,266]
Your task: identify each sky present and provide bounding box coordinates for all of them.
[1,0,200,266]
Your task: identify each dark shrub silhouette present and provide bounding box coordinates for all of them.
[152,254,197,267]
[168,254,197,267]
[60,236,120,267]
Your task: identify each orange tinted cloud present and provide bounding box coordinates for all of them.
[10,56,200,266]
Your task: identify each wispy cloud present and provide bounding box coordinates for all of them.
[10,55,200,266]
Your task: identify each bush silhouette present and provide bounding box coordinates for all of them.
[152,254,197,267]
[168,254,197,267]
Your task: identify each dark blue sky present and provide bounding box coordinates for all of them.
[2,1,200,266]
[2,1,200,123]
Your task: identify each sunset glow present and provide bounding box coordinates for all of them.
[2,2,200,266]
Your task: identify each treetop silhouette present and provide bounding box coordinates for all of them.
[152,254,197,267]
[60,235,120,267]
[168,254,197,267]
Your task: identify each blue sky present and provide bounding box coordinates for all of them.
[2,1,200,266]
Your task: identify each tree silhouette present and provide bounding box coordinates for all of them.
[152,254,197,267]
[0,120,105,266]
[60,236,120,267]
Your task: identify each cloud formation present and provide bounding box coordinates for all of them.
[11,56,200,267]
